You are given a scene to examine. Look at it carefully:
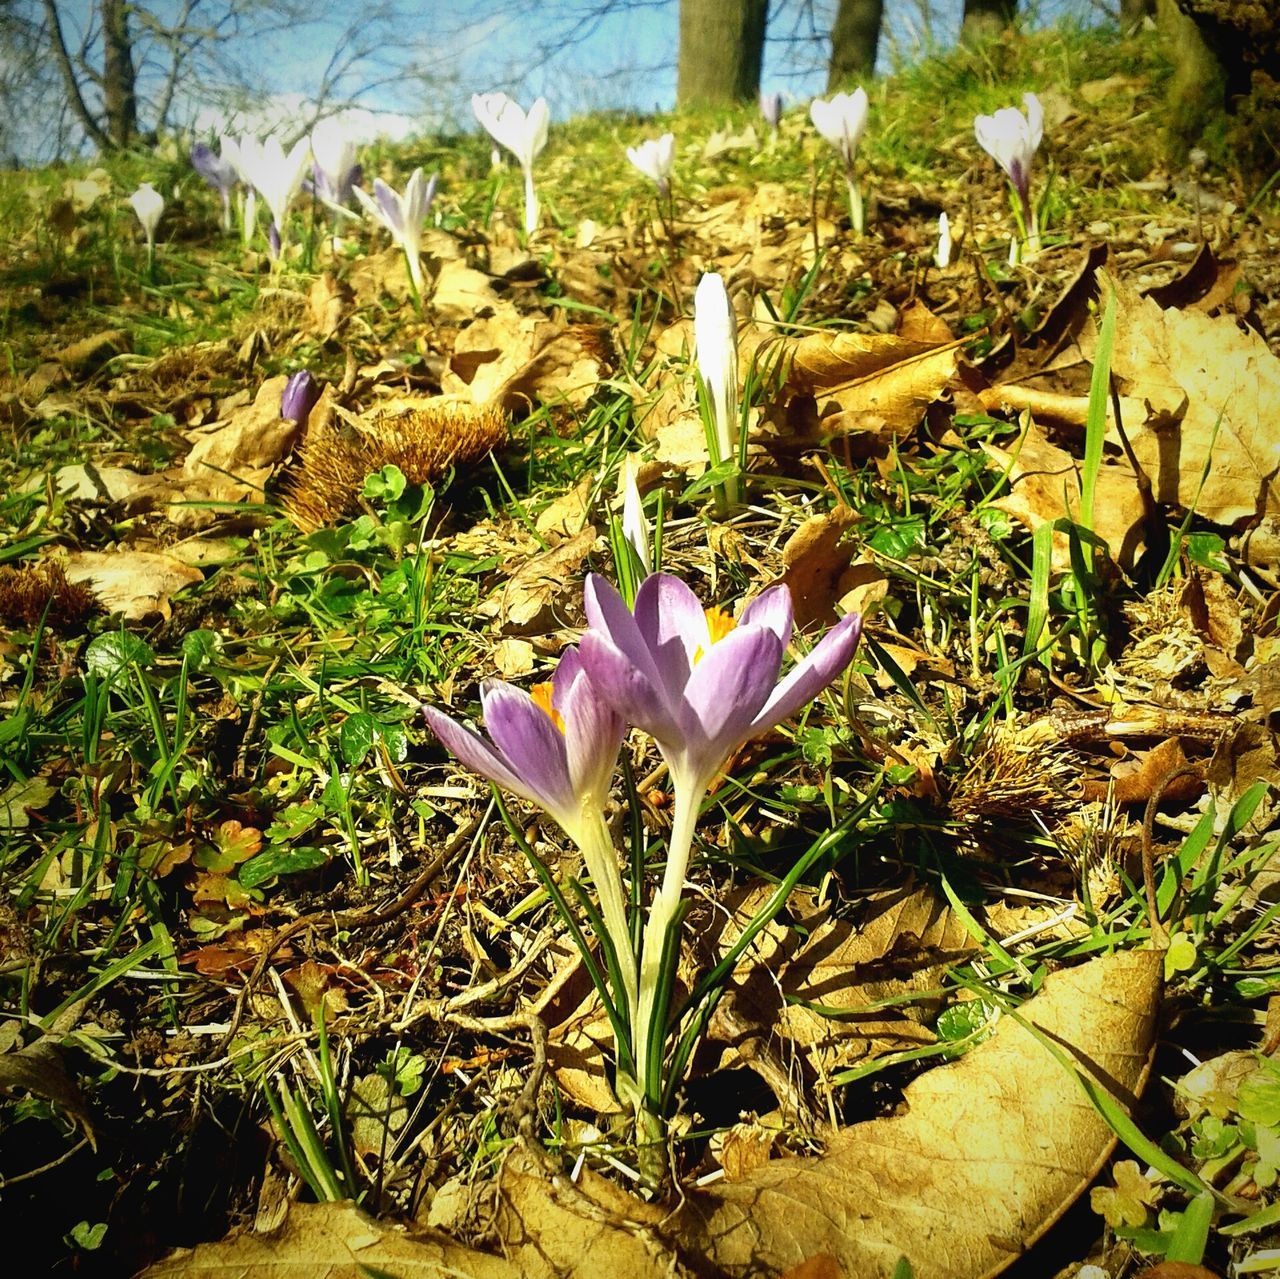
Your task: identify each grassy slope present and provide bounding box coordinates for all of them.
[0,18,1277,1278]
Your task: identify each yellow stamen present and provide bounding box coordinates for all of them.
[694,606,738,665]
[531,681,565,733]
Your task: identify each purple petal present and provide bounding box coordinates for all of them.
[680,624,785,768]
[632,573,708,697]
[738,584,794,646]
[281,370,318,425]
[583,574,670,697]
[373,178,404,235]
[555,650,624,800]
[191,143,236,192]
[578,631,683,745]
[748,613,863,735]
[480,680,574,815]
[423,705,531,801]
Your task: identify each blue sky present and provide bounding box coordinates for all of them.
[43,0,1104,146]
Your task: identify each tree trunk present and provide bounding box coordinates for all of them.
[827,0,884,89]
[676,0,768,107]
[1156,0,1224,158]
[960,0,1016,43]
[1120,0,1155,31]
[101,0,138,148]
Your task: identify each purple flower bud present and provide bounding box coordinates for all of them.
[281,370,319,425]
[268,221,281,259]
[760,91,783,130]
[191,142,238,193]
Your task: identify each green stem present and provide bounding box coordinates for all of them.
[633,775,704,1109]
[573,807,637,1020]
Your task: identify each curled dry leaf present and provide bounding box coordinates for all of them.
[442,309,609,414]
[779,325,968,441]
[169,374,299,529]
[981,418,1147,569]
[711,884,976,1080]
[478,525,597,636]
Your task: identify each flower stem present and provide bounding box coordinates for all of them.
[522,166,539,236]
[845,170,864,237]
[633,776,703,1110]
[575,807,637,1020]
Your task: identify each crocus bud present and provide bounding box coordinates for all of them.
[935,211,952,269]
[760,91,783,131]
[128,183,165,248]
[694,272,739,505]
[268,221,281,259]
[281,371,319,426]
[618,454,652,575]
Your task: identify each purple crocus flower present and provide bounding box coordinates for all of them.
[580,573,861,797]
[423,647,636,1009]
[310,117,361,210]
[578,570,862,1096]
[353,168,438,297]
[281,371,319,426]
[191,141,239,230]
[974,92,1044,255]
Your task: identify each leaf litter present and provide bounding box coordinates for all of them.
[1,21,1279,1279]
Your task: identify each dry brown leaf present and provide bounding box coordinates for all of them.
[170,374,298,528]
[53,462,162,509]
[1097,269,1280,525]
[54,328,130,375]
[443,311,607,413]
[781,328,967,440]
[535,476,595,539]
[137,1199,518,1279]
[981,419,1147,569]
[62,548,202,621]
[778,509,859,628]
[308,273,351,338]
[680,948,1162,1279]
[712,885,975,1077]
[478,526,597,636]
[431,260,502,321]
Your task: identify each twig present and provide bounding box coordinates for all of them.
[218,812,483,1051]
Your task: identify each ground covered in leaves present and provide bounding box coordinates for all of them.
[1,21,1279,1279]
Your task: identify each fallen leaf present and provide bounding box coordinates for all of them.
[778,509,859,627]
[54,328,130,375]
[308,272,351,338]
[1095,269,1280,526]
[54,462,162,509]
[170,374,298,528]
[781,328,968,440]
[479,526,597,635]
[679,948,1162,1279]
[712,885,976,1078]
[137,1199,519,1279]
[535,476,595,539]
[981,418,1148,569]
[62,548,203,621]
[432,260,503,321]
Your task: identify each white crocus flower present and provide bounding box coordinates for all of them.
[235,133,311,257]
[809,87,869,234]
[694,272,740,509]
[471,92,549,235]
[935,211,952,269]
[128,183,164,252]
[626,133,675,200]
[353,167,438,299]
[974,92,1043,256]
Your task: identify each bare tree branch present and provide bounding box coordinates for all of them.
[38,0,113,149]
